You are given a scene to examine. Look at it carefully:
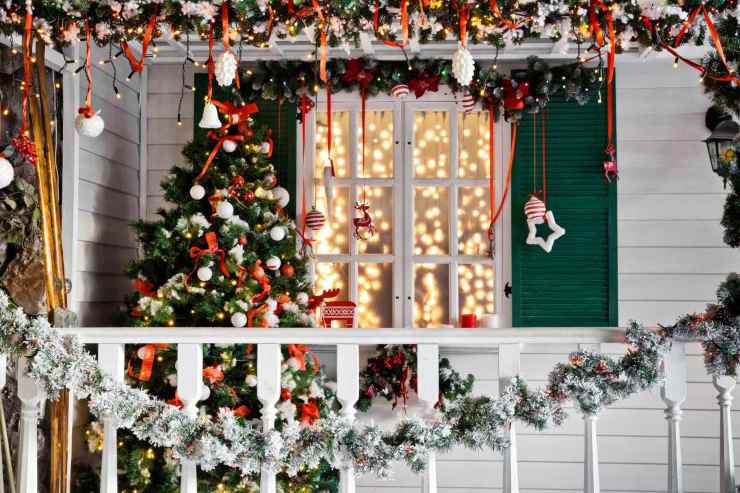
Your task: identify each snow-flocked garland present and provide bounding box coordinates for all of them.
[1,287,728,479]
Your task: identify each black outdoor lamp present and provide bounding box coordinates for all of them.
[704,106,740,175]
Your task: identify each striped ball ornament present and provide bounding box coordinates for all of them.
[524,195,547,220]
[390,84,410,99]
[305,208,326,231]
[461,91,476,114]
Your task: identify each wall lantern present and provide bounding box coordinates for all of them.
[704,106,739,176]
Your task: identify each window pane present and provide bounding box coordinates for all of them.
[414,264,449,327]
[458,263,495,317]
[414,186,449,255]
[314,262,350,301]
[315,187,349,255]
[458,186,490,256]
[358,186,393,255]
[360,111,394,178]
[316,111,350,178]
[414,111,450,178]
[358,263,393,328]
[458,111,491,179]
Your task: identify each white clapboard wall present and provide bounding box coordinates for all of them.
[71,46,143,326]
[140,58,740,492]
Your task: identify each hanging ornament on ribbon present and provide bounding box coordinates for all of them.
[199,23,223,130]
[12,1,36,165]
[524,112,565,253]
[297,92,318,255]
[215,3,240,88]
[391,83,410,99]
[353,201,376,240]
[75,21,105,138]
[452,2,476,87]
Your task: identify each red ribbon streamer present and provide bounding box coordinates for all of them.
[488,107,495,229]
[297,94,315,252]
[121,16,157,74]
[459,2,472,47]
[489,123,518,227]
[489,0,526,30]
[19,4,32,137]
[131,343,169,381]
[287,344,320,373]
[78,21,96,118]
[195,102,258,181]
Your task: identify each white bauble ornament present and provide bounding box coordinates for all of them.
[0,157,14,189]
[266,255,281,271]
[74,110,105,138]
[216,201,234,219]
[461,90,476,114]
[260,141,272,154]
[452,44,476,87]
[222,139,238,153]
[273,187,290,208]
[189,184,206,200]
[197,266,213,282]
[245,374,258,387]
[286,357,301,371]
[270,225,287,241]
[296,292,309,306]
[215,51,238,87]
[199,101,222,129]
[201,384,211,401]
[231,312,247,328]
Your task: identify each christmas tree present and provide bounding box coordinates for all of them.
[84,87,340,492]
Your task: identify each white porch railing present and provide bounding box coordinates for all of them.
[4,327,736,493]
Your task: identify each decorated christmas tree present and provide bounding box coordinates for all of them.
[84,86,340,492]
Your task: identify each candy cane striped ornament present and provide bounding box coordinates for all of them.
[305,208,326,232]
[461,91,476,114]
[390,83,410,99]
[523,195,547,220]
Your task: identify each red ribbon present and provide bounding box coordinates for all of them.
[121,16,157,74]
[247,303,269,328]
[311,0,329,82]
[195,102,258,181]
[19,3,32,138]
[459,2,472,47]
[287,344,320,373]
[133,278,157,297]
[489,0,526,30]
[78,21,96,118]
[188,232,230,282]
[297,94,316,254]
[488,106,495,238]
[489,123,518,227]
[130,343,169,381]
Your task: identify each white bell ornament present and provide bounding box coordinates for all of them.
[199,101,222,129]
[0,157,14,189]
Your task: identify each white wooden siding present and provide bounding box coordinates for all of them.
[139,58,739,492]
[73,46,143,326]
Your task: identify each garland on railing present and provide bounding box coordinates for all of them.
[0,286,689,478]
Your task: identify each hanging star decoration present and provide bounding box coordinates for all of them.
[524,195,565,253]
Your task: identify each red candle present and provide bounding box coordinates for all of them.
[460,314,477,328]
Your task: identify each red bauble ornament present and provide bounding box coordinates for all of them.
[231,176,245,188]
[305,207,326,232]
[239,235,247,245]
[281,264,295,278]
[243,191,255,202]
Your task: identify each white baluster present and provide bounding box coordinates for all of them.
[0,354,5,493]
[98,344,125,493]
[17,356,43,493]
[660,342,686,493]
[177,344,203,493]
[417,344,439,493]
[257,344,281,493]
[498,344,520,493]
[713,374,736,493]
[583,413,600,493]
[336,344,359,493]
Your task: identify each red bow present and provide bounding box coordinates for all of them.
[408,73,440,98]
[300,400,321,425]
[133,278,157,297]
[287,344,320,373]
[203,364,225,384]
[502,79,529,111]
[128,343,169,381]
[342,59,375,93]
[188,232,230,281]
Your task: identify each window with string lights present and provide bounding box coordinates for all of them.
[300,89,510,329]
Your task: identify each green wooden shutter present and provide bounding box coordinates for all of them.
[194,74,298,219]
[511,94,617,327]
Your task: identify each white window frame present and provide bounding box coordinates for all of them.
[297,86,512,328]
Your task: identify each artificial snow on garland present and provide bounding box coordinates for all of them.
[0,286,697,478]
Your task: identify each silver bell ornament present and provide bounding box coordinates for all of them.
[199,101,222,129]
